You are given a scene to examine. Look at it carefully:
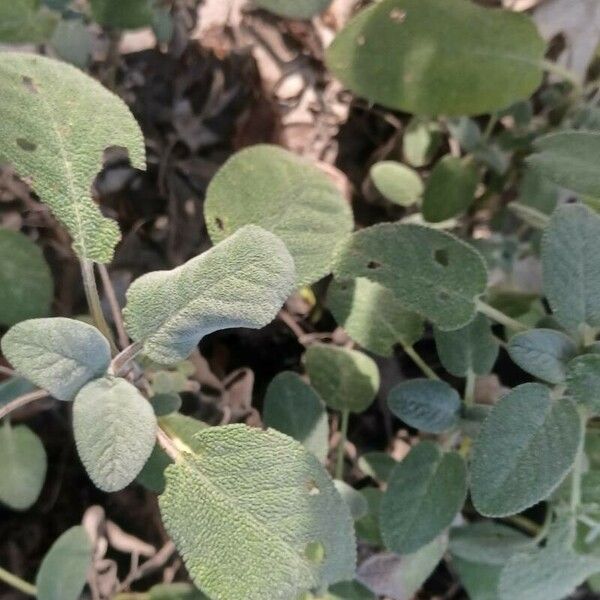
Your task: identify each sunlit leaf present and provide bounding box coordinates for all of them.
[370,161,423,207]
[566,354,600,414]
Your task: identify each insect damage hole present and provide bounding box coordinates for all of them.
[16,138,36,152]
[367,260,381,270]
[433,248,449,267]
[304,541,325,564]
[21,76,38,94]
[215,217,224,231]
[306,479,320,496]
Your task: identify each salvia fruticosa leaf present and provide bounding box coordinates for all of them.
[508,328,577,384]
[325,0,545,116]
[369,161,423,207]
[387,379,461,434]
[471,383,582,517]
[334,480,369,521]
[380,441,467,553]
[355,488,383,546]
[566,354,600,414]
[327,277,424,356]
[305,344,380,414]
[357,452,396,483]
[541,203,600,333]
[0,422,46,510]
[0,53,145,263]
[528,131,600,198]
[322,580,375,600]
[332,223,488,331]
[263,371,329,462]
[253,0,333,19]
[159,424,356,600]
[0,228,53,327]
[123,225,296,365]
[73,377,157,492]
[1,317,111,401]
[204,145,353,286]
[35,526,93,600]
[90,0,153,28]
[0,0,57,43]
[434,314,498,377]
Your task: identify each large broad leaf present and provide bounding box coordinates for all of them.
[380,441,467,553]
[327,277,424,357]
[541,204,600,333]
[0,228,53,327]
[1,318,111,401]
[0,53,145,263]
[73,377,157,492]
[332,223,488,331]
[334,480,369,521]
[204,145,353,286]
[305,344,380,414]
[370,161,423,207]
[90,0,153,28]
[527,131,600,198]
[566,354,600,414]
[355,488,383,546]
[325,0,545,116]
[253,0,332,19]
[159,424,356,600]
[387,379,461,434]
[507,328,577,384]
[36,526,93,600]
[434,314,498,377]
[452,558,502,600]
[263,371,329,462]
[0,423,46,510]
[422,156,480,223]
[124,225,296,365]
[471,383,582,517]
[0,0,57,43]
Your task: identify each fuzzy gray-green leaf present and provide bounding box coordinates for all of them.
[73,377,157,492]
[159,424,356,600]
[124,225,296,365]
[332,223,488,331]
[0,53,145,263]
[253,0,332,19]
[370,161,423,207]
[566,354,600,414]
[1,318,111,401]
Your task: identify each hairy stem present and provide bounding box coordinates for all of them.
[98,264,129,350]
[0,566,37,597]
[0,389,48,421]
[476,300,528,332]
[464,369,476,406]
[335,409,350,480]
[402,344,440,380]
[109,342,143,376]
[0,366,15,377]
[539,59,583,93]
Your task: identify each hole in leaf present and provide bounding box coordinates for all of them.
[215,217,224,231]
[438,291,450,302]
[433,248,449,267]
[16,139,36,152]
[306,479,320,496]
[390,8,407,23]
[367,260,381,270]
[21,76,38,94]
[304,541,325,564]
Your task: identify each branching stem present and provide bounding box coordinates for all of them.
[98,264,129,350]
[0,566,36,597]
[109,342,143,376]
[476,300,528,332]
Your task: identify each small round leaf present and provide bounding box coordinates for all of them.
[370,161,423,207]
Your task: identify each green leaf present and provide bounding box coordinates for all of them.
[332,223,488,331]
[422,156,480,223]
[327,277,424,356]
[357,452,396,483]
[471,383,582,517]
[508,328,577,384]
[90,0,153,28]
[528,131,600,198]
[124,225,296,365]
[370,161,423,207]
[325,0,545,117]
[0,53,145,263]
[387,379,461,433]
[452,558,501,600]
[403,117,442,167]
[541,203,600,333]
[73,377,157,492]
[150,393,182,416]
[0,0,57,43]
[204,145,353,286]
[322,580,375,600]
[159,424,356,600]
[50,18,92,69]
[253,0,332,19]
[263,371,329,462]
[0,423,46,510]
[0,229,53,327]
[149,583,209,599]
[305,344,380,413]
[334,480,369,521]
[1,318,111,401]
[380,441,467,553]
[355,488,382,546]
[36,526,92,600]
[434,314,498,377]
[0,377,35,408]
[566,354,600,414]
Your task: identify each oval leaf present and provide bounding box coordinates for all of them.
[124,225,296,365]
[73,377,157,492]
[1,318,111,401]
[0,53,145,262]
[159,424,356,600]
[253,0,332,19]
[387,379,461,433]
[305,344,380,414]
[334,480,369,521]
[0,228,53,327]
[332,223,488,330]
[380,441,467,553]
[325,0,545,116]
[471,383,582,517]
[0,423,46,510]
[90,0,153,28]
[204,145,353,286]
[370,161,423,207]
[36,526,92,600]
[566,354,600,414]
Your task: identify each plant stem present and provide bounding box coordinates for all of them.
[504,514,540,536]
[0,566,36,596]
[0,366,15,377]
[80,259,117,352]
[98,264,129,350]
[539,59,583,92]
[482,114,498,141]
[110,341,143,376]
[464,369,476,406]
[570,409,588,515]
[402,344,440,380]
[0,389,48,421]
[157,426,181,462]
[335,409,350,480]
[476,300,528,332]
